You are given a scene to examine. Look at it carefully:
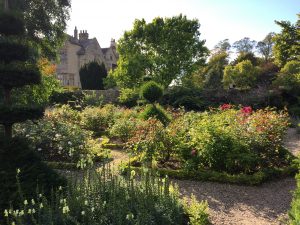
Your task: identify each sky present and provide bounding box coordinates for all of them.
[67,0,299,50]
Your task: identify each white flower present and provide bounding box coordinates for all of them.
[32,209,36,214]
[12,222,16,225]
[24,200,28,205]
[55,134,61,138]
[28,209,32,214]
[38,148,42,151]
[62,206,70,214]
[31,199,35,205]
[26,134,30,137]
[40,203,43,209]
[59,146,63,150]
[91,207,95,212]
[16,168,21,174]
[39,194,42,198]
[4,209,8,217]
[68,141,72,145]
[19,210,24,216]
[59,186,62,191]
[81,211,85,215]
[84,200,88,206]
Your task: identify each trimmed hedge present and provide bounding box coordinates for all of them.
[122,159,298,186]
[0,12,25,36]
[0,106,43,124]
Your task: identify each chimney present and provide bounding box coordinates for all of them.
[74,26,78,40]
[79,30,89,41]
[110,38,116,48]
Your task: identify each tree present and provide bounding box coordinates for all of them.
[79,62,107,90]
[193,51,229,89]
[232,37,257,54]
[232,52,259,66]
[3,0,71,59]
[110,14,208,88]
[273,14,300,67]
[256,32,275,62]
[223,60,258,89]
[212,39,231,55]
[0,3,44,138]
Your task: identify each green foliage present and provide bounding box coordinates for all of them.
[223,60,259,89]
[6,0,71,59]
[0,106,43,125]
[232,37,257,54]
[49,91,84,106]
[2,167,209,225]
[256,32,275,62]
[140,104,171,126]
[273,14,300,67]
[109,117,138,142]
[170,107,291,173]
[140,81,163,103]
[119,88,140,107]
[289,161,300,224]
[183,195,209,225]
[0,137,66,214]
[81,91,104,107]
[193,51,229,89]
[80,61,108,90]
[0,11,25,36]
[0,62,41,89]
[80,105,117,135]
[232,52,259,66]
[162,86,205,110]
[11,75,62,107]
[111,14,208,88]
[273,60,300,93]
[14,105,109,168]
[0,40,31,63]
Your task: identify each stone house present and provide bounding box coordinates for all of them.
[56,27,118,88]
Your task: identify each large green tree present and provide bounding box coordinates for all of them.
[2,0,70,59]
[110,14,208,88]
[273,14,300,67]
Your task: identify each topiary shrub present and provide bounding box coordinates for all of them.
[140,104,171,126]
[140,81,163,103]
[118,88,139,107]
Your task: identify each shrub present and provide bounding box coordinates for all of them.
[0,137,66,214]
[119,88,139,107]
[80,104,117,135]
[169,106,290,173]
[14,110,106,168]
[140,104,171,126]
[81,91,104,107]
[290,172,300,224]
[2,167,209,225]
[109,117,139,142]
[140,81,163,103]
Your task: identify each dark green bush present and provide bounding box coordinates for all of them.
[140,81,163,103]
[0,137,66,214]
[0,12,25,36]
[49,91,84,106]
[140,104,171,126]
[119,88,139,107]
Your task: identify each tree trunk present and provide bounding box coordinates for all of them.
[4,124,12,138]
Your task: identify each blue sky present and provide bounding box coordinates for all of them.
[67,0,299,50]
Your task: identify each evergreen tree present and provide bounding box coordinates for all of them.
[0,1,43,138]
[79,61,108,90]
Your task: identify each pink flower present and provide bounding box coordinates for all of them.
[220,104,232,110]
[191,149,197,156]
[241,106,252,116]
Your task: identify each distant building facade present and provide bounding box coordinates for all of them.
[56,27,118,88]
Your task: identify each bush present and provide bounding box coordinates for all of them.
[119,88,140,107]
[109,117,139,142]
[14,108,109,168]
[80,104,117,135]
[140,81,163,103]
[140,104,171,126]
[0,137,66,214]
[290,170,300,224]
[169,106,290,173]
[3,167,209,225]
